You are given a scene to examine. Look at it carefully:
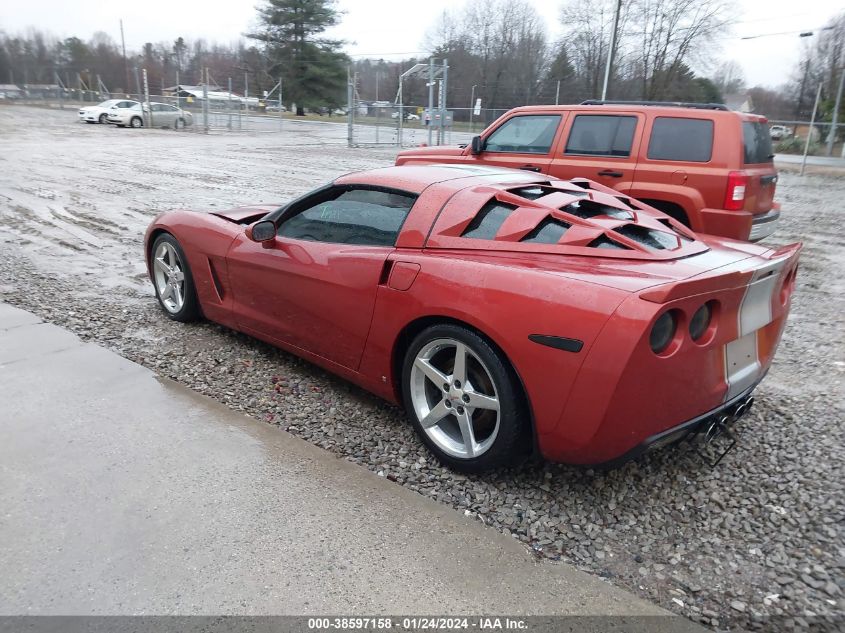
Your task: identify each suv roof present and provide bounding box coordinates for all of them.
[507,103,768,123]
[580,99,729,111]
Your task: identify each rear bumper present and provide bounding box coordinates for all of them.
[749,209,781,242]
[698,207,781,242]
[594,381,761,469]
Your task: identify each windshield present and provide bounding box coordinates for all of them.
[97,100,119,108]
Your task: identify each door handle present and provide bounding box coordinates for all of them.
[519,165,541,172]
[598,169,623,178]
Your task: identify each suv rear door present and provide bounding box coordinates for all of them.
[549,111,644,193]
[632,114,721,224]
[472,113,564,173]
[741,119,777,215]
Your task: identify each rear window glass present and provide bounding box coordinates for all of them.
[565,115,637,157]
[647,117,713,162]
[743,121,774,164]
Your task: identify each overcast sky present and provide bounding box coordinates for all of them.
[0,0,840,88]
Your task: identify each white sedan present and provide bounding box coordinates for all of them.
[78,99,138,124]
[107,102,193,129]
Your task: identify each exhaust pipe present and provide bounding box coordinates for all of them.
[699,395,753,467]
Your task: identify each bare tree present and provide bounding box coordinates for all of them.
[711,61,745,96]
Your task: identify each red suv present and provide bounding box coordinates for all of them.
[395,101,781,241]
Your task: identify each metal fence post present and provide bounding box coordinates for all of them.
[825,68,844,157]
[202,69,209,133]
[142,68,151,128]
[278,77,283,132]
[227,77,233,130]
[427,58,434,146]
[347,67,354,147]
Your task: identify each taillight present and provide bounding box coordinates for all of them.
[724,171,748,211]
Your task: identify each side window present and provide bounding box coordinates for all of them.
[742,121,774,164]
[648,117,713,162]
[564,115,637,157]
[484,115,561,154]
[278,187,417,247]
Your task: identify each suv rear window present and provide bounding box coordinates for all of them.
[565,115,637,157]
[647,117,713,162]
[743,121,773,164]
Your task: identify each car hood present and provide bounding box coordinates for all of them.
[207,204,280,224]
[397,145,466,160]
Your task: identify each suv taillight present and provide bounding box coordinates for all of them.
[724,171,748,211]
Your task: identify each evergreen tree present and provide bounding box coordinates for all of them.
[248,0,348,115]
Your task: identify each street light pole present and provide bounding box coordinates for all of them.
[601,0,622,101]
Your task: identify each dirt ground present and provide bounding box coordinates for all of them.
[0,105,842,631]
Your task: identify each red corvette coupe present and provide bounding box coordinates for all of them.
[144,165,801,472]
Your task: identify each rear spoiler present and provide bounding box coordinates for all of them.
[640,242,802,303]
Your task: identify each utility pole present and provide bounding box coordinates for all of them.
[601,0,622,101]
[555,80,560,105]
[826,68,844,157]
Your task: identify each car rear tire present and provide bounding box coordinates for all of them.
[98,113,107,124]
[130,116,143,128]
[151,233,200,322]
[401,324,529,472]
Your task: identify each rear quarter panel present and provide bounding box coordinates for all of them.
[358,250,630,434]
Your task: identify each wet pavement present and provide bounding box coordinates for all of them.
[0,302,691,621]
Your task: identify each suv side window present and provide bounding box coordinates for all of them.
[648,117,714,162]
[484,115,561,154]
[278,187,417,247]
[742,121,774,164]
[565,115,637,157]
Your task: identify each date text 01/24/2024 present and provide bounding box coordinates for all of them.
[307,617,528,630]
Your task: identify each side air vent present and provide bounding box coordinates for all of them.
[657,218,692,241]
[462,201,517,239]
[521,217,571,244]
[510,186,551,200]
[562,199,633,221]
[613,224,679,250]
[588,235,631,250]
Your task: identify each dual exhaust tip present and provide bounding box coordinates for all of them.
[704,396,755,443]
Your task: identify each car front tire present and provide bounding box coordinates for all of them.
[401,324,529,472]
[150,233,200,322]
[130,116,143,128]
[98,114,107,123]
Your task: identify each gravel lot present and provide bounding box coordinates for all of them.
[1,105,842,631]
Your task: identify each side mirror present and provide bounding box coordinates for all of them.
[470,135,484,155]
[249,220,276,246]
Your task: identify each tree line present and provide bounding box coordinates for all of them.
[0,0,842,126]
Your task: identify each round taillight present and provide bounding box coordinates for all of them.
[689,302,712,341]
[650,311,677,354]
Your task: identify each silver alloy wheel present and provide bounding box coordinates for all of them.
[153,241,186,314]
[410,338,501,459]
[131,117,142,128]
